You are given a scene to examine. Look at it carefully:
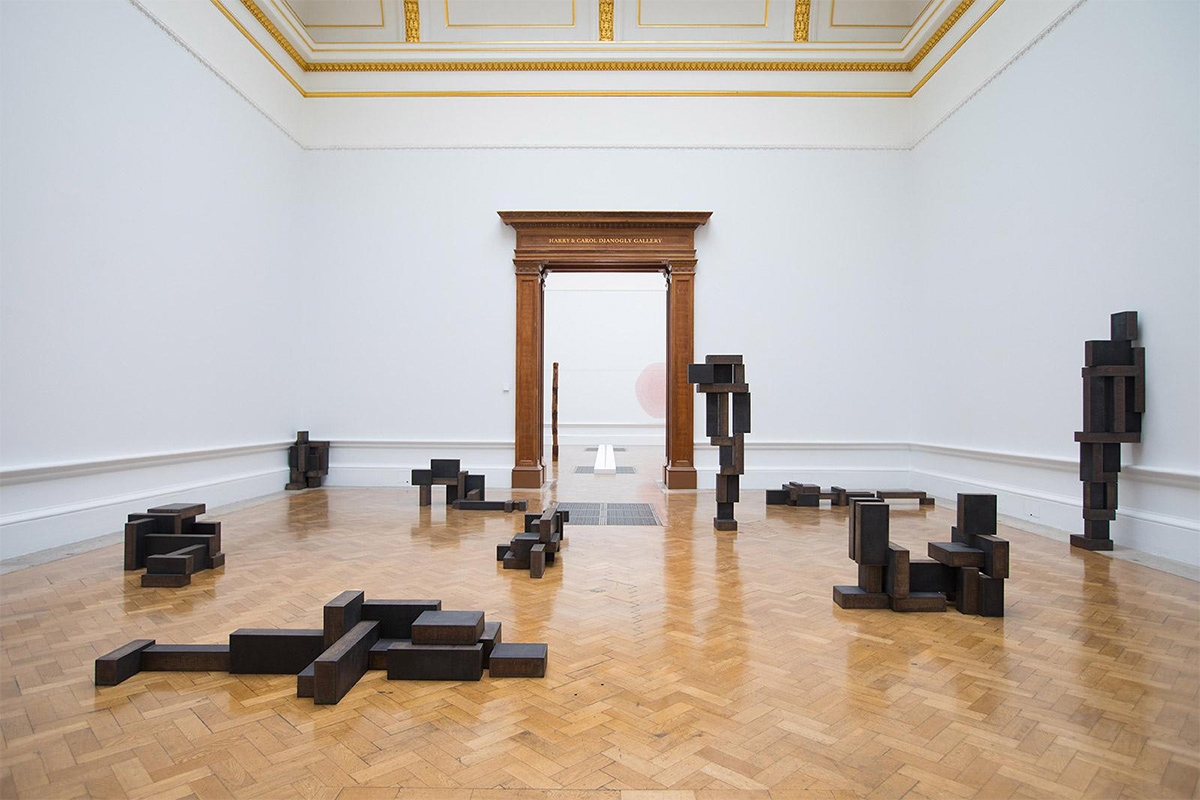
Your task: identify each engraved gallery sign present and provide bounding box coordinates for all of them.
[546,237,664,244]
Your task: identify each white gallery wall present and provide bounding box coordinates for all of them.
[298,145,914,489]
[0,0,1195,565]
[910,0,1200,563]
[0,0,302,559]
[543,272,666,446]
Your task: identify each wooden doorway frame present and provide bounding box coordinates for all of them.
[499,211,712,490]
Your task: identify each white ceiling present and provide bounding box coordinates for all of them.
[218,0,1002,95]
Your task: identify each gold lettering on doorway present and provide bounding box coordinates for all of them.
[547,237,664,244]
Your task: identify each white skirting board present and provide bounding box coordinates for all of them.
[697,441,1199,567]
[0,442,289,561]
[0,439,515,563]
[908,444,1199,566]
[324,440,516,490]
[3,438,1195,567]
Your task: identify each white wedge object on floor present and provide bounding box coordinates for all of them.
[593,444,617,475]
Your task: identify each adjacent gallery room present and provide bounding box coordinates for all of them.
[0,0,1197,797]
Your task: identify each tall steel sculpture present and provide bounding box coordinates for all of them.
[1073,311,1145,551]
[688,355,750,531]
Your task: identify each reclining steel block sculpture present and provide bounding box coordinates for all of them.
[497,504,569,578]
[96,591,547,702]
[124,503,225,588]
[767,485,934,508]
[411,458,527,512]
[833,494,1008,617]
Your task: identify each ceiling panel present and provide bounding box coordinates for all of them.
[276,0,405,44]
[418,0,593,41]
[636,0,769,27]
[809,0,941,43]
[620,0,790,42]
[444,0,576,27]
[285,0,385,27]
[830,0,929,28]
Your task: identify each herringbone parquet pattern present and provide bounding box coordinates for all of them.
[2,447,1197,799]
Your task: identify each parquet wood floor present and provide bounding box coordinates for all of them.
[2,447,1197,799]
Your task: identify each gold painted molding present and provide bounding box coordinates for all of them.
[301,89,912,97]
[304,58,915,73]
[600,0,614,42]
[911,0,999,93]
[404,0,420,43]
[241,0,308,70]
[214,0,306,91]
[906,0,973,70]
[793,0,810,42]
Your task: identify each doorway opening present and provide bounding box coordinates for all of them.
[543,271,667,480]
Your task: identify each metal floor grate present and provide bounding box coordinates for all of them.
[584,447,627,452]
[555,502,660,526]
[574,466,636,474]
[604,503,660,525]
[554,502,603,525]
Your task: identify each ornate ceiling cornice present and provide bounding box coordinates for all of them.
[233,0,979,74]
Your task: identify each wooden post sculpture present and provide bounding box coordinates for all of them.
[688,355,750,531]
[767,485,934,508]
[497,504,569,578]
[286,431,330,490]
[96,591,547,700]
[1072,311,1145,551]
[411,459,527,512]
[552,361,559,462]
[124,503,225,588]
[833,493,1007,616]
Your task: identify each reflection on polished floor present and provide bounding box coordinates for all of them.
[1,446,1197,798]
